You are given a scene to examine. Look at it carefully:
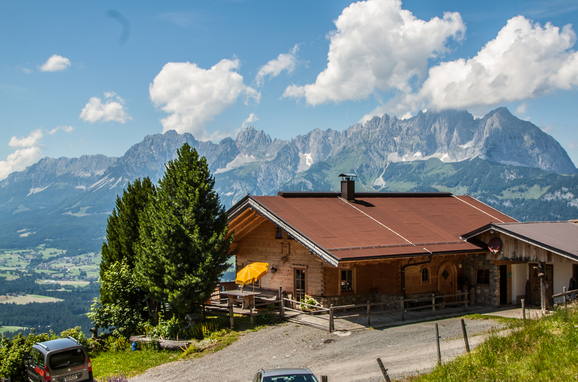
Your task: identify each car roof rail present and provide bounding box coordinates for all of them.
[35,342,50,351]
[67,336,80,345]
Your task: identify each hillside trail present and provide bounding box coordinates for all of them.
[128,314,507,382]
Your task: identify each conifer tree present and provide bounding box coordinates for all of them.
[136,143,232,320]
[90,177,155,334]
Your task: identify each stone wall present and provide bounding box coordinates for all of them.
[463,254,500,307]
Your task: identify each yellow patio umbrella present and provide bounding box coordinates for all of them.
[236,262,269,291]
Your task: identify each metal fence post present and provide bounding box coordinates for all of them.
[376,358,392,382]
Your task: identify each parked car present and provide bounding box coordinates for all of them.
[23,337,93,382]
[253,367,319,382]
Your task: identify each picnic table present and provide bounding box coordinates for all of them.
[220,290,261,309]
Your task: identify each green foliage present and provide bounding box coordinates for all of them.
[88,259,148,338]
[136,143,233,321]
[100,177,156,278]
[144,315,183,340]
[412,306,578,381]
[0,331,57,381]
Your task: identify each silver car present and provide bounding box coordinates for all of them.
[24,337,93,382]
[253,367,319,382]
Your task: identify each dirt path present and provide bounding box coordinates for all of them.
[129,316,503,382]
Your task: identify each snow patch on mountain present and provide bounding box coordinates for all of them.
[215,154,256,174]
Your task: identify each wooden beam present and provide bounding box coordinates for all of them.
[232,216,267,241]
[227,210,258,239]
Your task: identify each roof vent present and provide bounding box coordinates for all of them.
[339,173,356,202]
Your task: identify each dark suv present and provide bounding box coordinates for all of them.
[24,337,93,382]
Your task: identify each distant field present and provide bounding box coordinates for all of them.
[38,280,90,287]
[0,325,28,334]
[0,294,63,304]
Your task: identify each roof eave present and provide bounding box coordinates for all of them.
[228,195,340,267]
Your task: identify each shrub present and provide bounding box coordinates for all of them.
[0,331,56,382]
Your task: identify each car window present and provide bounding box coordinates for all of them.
[263,375,318,382]
[31,348,45,367]
[48,348,85,370]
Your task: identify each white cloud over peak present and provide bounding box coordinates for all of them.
[0,129,44,181]
[79,92,132,124]
[255,45,300,87]
[40,54,71,72]
[149,59,260,139]
[283,0,465,105]
[387,16,578,115]
[242,113,259,128]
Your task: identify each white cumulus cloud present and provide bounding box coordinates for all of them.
[149,59,260,140]
[389,16,578,115]
[79,92,132,124]
[255,45,300,87]
[0,129,45,181]
[9,129,43,148]
[40,54,71,72]
[283,0,465,105]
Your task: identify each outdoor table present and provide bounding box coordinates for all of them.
[220,290,261,309]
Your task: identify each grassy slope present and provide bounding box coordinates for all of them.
[406,307,578,381]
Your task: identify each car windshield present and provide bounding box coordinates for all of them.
[263,375,318,382]
[48,348,85,370]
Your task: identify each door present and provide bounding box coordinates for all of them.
[529,263,554,307]
[500,265,508,305]
[294,269,306,302]
[438,262,456,303]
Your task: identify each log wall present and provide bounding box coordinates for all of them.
[480,232,576,263]
[234,220,325,296]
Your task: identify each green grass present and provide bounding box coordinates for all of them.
[91,349,180,379]
[0,325,28,334]
[405,307,578,381]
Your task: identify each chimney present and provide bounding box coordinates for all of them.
[339,173,357,202]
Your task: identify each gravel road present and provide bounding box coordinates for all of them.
[129,316,503,382]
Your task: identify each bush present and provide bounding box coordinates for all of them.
[0,331,56,382]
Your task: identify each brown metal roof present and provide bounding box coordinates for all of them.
[465,221,578,261]
[247,193,516,262]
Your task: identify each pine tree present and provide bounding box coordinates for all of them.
[136,143,232,320]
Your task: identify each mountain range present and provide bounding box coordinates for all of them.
[1,107,577,254]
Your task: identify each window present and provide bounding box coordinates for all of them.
[275,227,283,239]
[341,269,353,291]
[31,348,44,367]
[421,267,429,282]
[476,269,490,285]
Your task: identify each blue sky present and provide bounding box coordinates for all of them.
[1,0,578,179]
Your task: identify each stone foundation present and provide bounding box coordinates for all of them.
[463,254,499,307]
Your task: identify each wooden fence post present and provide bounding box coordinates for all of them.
[279,286,285,320]
[432,294,436,312]
[250,306,254,326]
[400,296,405,321]
[367,301,371,326]
[521,299,526,326]
[321,376,328,382]
[229,301,234,330]
[435,323,442,366]
[563,286,567,308]
[329,304,334,333]
[461,319,470,353]
[376,358,392,382]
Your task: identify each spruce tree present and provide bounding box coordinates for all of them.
[90,177,155,334]
[136,143,232,320]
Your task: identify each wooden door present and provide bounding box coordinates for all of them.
[438,262,456,302]
[294,269,306,302]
